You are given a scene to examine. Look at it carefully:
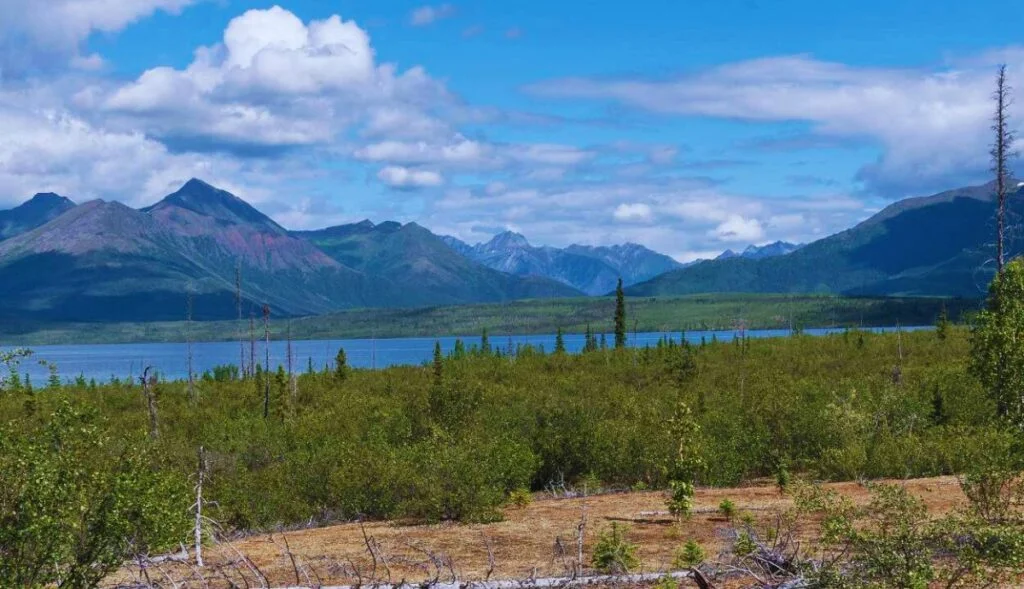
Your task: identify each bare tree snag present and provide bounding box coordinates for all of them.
[263,304,271,419]
[141,366,158,440]
[194,446,206,567]
[186,286,196,402]
[287,320,296,404]
[249,312,256,380]
[236,261,245,377]
[993,64,1015,274]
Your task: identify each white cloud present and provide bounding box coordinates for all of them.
[377,166,444,189]
[528,54,1023,196]
[507,143,596,166]
[355,137,490,167]
[613,203,653,223]
[87,6,449,150]
[69,53,105,71]
[410,4,456,26]
[711,214,764,243]
[0,101,247,207]
[0,0,198,73]
[421,176,870,260]
[353,137,595,173]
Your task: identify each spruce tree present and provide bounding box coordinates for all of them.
[273,365,289,420]
[555,327,566,355]
[614,278,627,349]
[334,347,349,382]
[600,333,607,350]
[432,341,443,386]
[936,305,950,340]
[481,328,491,354]
[583,323,596,352]
[453,339,466,359]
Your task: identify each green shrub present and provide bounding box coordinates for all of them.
[718,498,736,520]
[508,487,533,508]
[775,458,791,493]
[0,403,189,588]
[673,540,706,568]
[666,480,695,520]
[733,530,757,557]
[591,523,640,574]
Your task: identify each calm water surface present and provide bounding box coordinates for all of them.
[2,326,929,384]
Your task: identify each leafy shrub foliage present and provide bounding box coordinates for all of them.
[0,327,1010,534]
[673,540,706,568]
[0,402,189,587]
[590,523,639,574]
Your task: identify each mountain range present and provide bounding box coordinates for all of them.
[626,181,1018,298]
[0,179,580,324]
[716,241,802,261]
[0,177,1013,325]
[441,232,683,295]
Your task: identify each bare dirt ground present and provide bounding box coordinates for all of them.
[106,476,967,588]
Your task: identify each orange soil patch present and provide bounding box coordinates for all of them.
[106,476,966,588]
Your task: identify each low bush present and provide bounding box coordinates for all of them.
[591,523,640,574]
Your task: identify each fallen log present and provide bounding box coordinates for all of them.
[265,570,696,589]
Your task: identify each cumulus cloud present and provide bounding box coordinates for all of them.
[0,99,255,207]
[528,53,1023,196]
[613,203,653,223]
[410,4,456,26]
[353,137,594,172]
[507,144,596,166]
[355,136,490,168]
[377,166,443,189]
[711,214,764,242]
[84,6,450,151]
[0,0,198,74]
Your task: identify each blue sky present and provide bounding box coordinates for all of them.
[0,0,1021,260]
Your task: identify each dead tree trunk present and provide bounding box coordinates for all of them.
[249,312,256,379]
[263,304,271,419]
[194,446,206,567]
[141,366,158,440]
[186,287,196,402]
[236,262,244,377]
[993,64,1014,274]
[287,320,296,404]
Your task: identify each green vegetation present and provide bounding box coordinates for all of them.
[0,293,980,345]
[0,324,1010,537]
[0,276,1018,585]
[719,498,737,520]
[591,523,640,574]
[971,259,1024,422]
[0,403,188,587]
[673,540,706,568]
[614,278,627,348]
[737,477,1024,587]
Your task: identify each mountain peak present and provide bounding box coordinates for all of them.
[718,241,800,261]
[485,231,530,250]
[26,192,74,206]
[0,191,77,241]
[144,179,284,233]
[181,177,214,191]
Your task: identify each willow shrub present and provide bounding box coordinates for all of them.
[0,327,1009,533]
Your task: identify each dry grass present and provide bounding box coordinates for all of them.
[106,475,967,588]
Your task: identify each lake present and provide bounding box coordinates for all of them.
[1,326,929,384]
